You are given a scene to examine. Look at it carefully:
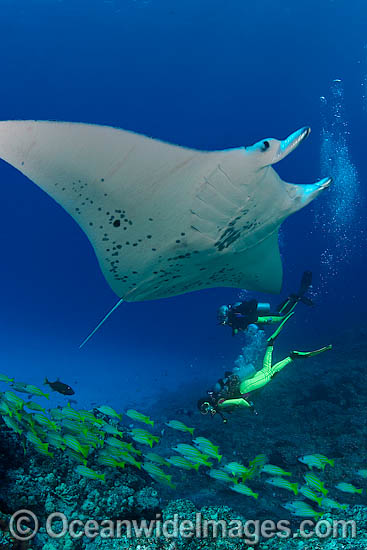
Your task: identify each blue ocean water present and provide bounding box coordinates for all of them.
[0,0,365,412]
[1,2,367,545]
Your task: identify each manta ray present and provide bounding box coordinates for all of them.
[0,121,331,346]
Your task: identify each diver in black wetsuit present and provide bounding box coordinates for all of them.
[217,271,314,336]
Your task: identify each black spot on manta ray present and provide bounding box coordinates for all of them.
[113,220,121,227]
[215,227,241,251]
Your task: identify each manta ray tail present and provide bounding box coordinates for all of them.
[79,298,124,349]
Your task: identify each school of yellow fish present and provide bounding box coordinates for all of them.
[0,373,365,519]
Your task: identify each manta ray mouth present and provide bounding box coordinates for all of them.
[274,126,311,163]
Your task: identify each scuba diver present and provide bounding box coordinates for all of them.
[198,312,332,423]
[217,271,314,336]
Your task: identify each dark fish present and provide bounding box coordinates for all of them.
[44,377,75,396]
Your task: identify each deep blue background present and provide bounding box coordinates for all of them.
[0,0,365,409]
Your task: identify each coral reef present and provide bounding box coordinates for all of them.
[1,325,367,549]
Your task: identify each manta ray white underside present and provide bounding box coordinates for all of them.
[0,121,331,306]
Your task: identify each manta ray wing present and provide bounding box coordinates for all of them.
[0,121,331,302]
